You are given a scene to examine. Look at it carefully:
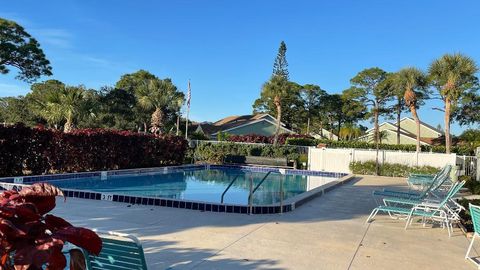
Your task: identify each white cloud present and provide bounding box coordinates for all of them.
[82,55,110,66]
[31,28,73,49]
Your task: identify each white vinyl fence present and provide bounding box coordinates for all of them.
[308,148,457,174]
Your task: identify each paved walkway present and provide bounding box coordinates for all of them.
[53,176,475,270]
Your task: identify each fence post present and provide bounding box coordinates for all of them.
[476,147,480,182]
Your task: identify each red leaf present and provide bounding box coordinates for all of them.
[53,227,102,255]
[14,237,64,267]
[46,248,66,270]
[19,183,64,198]
[24,196,56,215]
[0,190,18,199]
[0,206,16,218]
[12,203,40,222]
[0,219,26,239]
[1,253,8,265]
[44,214,72,231]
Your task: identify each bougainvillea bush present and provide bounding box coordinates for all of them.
[0,124,188,177]
[0,183,102,269]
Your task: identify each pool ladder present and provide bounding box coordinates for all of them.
[220,171,284,214]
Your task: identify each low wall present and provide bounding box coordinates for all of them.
[308,148,457,173]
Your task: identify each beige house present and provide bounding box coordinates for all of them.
[358,117,443,146]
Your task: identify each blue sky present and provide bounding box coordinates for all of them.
[1,0,479,134]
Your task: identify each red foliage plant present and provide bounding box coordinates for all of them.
[0,124,188,177]
[0,183,102,270]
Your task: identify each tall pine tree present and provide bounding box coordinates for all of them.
[273,41,289,80]
[271,41,289,145]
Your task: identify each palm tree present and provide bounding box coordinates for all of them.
[393,67,427,152]
[35,86,86,132]
[428,53,478,153]
[260,75,290,145]
[136,78,183,134]
[388,73,406,145]
[339,124,363,141]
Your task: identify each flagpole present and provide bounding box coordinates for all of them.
[185,79,191,139]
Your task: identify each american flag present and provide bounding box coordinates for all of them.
[186,80,191,108]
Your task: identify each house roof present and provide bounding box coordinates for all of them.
[196,114,292,136]
[365,122,412,134]
[366,118,443,136]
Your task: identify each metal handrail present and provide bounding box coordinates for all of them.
[248,171,272,202]
[220,175,240,204]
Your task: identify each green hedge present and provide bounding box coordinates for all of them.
[193,142,300,164]
[349,161,439,177]
[285,138,475,155]
[285,137,317,146]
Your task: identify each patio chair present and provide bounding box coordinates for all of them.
[366,181,465,236]
[372,168,451,204]
[407,165,451,189]
[466,203,480,268]
[83,231,147,270]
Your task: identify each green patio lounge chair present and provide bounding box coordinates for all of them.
[84,231,147,270]
[372,168,451,204]
[466,203,480,268]
[366,181,465,236]
[407,165,451,188]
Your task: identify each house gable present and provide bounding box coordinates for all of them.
[358,129,430,146]
[399,117,442,138]
[211,118,293,137]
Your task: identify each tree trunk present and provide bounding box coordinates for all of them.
[176,113,180,136]
[337,120,342,141]
[64,114,73,133]
[306,117,310,135]
[396,98,401,145]
[327,116,334,140]
[410,106,421,152]
[374,105,380,176]
[273,95,282,146]
[151,107,164,135]
[445,98,451,154]
[319,121,323,138]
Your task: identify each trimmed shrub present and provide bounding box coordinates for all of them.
[285,137,317,146]
[313,139,475,155]
[226,133,313,145]
[0,124,188,177]
[224,134,476,155]
[349,161,439,177]
[193,142,300,164]
[228,134,270,144]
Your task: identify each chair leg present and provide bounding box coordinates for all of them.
[405,213,413,230]
[366,208,378,224]
[466,233,476,260]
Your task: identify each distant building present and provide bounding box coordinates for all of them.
[193,114,294,139]
[357,117,443,146]
[309,129,339,141]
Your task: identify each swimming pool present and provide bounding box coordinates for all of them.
[0,165,352,214]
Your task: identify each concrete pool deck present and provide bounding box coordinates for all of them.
[53,175,474,270]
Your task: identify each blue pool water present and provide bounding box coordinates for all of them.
[49,168,338,205]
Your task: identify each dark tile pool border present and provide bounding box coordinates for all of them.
[0,164,352,214]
